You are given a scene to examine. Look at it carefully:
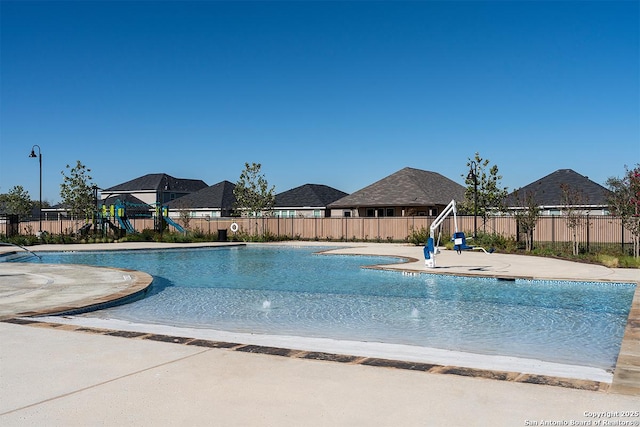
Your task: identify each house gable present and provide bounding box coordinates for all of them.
[328,167,465,213]
[103,173,207,193]
[505,169,611,209]
[101,173,208,206]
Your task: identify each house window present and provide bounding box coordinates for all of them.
[386,208,394,217]
[429,208,438,216]
[313,210,321,218]
[343,211,351,217]
[366,208,375,217]
[275,210,295,218]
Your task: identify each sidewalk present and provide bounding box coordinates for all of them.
[1,242,638,426]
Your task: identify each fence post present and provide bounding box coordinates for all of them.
[343,217,347,241]
[586,215,590,253]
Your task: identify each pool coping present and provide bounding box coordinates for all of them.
[1,241,638,395]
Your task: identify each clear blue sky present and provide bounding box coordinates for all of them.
[1,0,638,204]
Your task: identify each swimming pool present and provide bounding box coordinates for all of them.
[25,245,635,371]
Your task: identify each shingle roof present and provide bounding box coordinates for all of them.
[328,167,466,208]
[164,181,236,209]
[505,169,611,207]
[275,184,348,208]
[103,173,208,193]
[102,194,148,207]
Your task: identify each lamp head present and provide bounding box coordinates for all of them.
[29,149,37,158]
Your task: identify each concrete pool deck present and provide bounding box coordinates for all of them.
[0,242,639,426]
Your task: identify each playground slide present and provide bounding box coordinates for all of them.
[164,216,185,233]
[116,216,135,234]
[105,219,120,232]
[78,222,92,236]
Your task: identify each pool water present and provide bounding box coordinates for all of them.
[27,245,635,370]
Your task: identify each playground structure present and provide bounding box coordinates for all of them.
[159,206,185,233]
[424,199,492,268]
[88,200,185,236]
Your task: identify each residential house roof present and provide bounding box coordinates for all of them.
[101,194,151,216]
[102,193,148,207]
[504,169,611,207]
[275,184,348,208]
[164,181,236,209]
[103,173,208,193]
[328,167,466,208]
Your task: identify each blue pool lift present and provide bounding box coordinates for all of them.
[424,199,492,268]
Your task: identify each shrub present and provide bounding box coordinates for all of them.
[619,256,640,268]
[470,231,514,252]
[189,227,206,240]
[597,254,619,268]
[408,226,429,245]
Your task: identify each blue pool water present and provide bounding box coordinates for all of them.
[25,245,635,370]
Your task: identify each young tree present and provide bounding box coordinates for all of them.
[0,186,33,218]
[606,164,640,258]
[233,162,275,217]
[171,198,192,230]
[60,161,97,221]
[461,152,509,232]
[511,189,541,252]
[560,183,591,256]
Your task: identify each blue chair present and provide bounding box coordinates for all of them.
[452,232,474,254]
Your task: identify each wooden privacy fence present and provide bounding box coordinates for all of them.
[4,215,636,249]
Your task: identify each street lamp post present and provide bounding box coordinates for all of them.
[467,161,478,239]
[28,145,42,234]
[92,185,100,236]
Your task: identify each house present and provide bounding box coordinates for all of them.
[273,184,348,218]
[164,180,236,218]
[504,169,611,216]
[40,203,68,220]
[327,167,466,217]
[100,173,208,207]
